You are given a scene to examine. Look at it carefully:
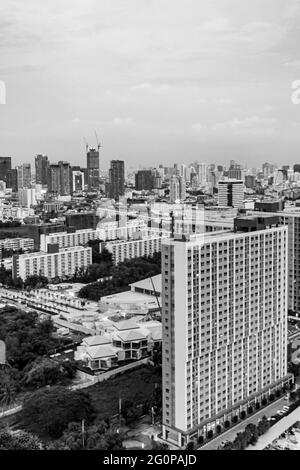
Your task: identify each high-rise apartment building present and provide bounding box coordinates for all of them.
[35,154,49,185]
[109,160,125,200]
[170,175,186,203]
[161,216,292,447]
[135,170,154,191]
[6,169,18,192]
[218,180,244,208]
[16,163,31,189]
[48,162,70,196]
[58,161,71,196]
[0,157,12,183]
[87,147,100,191]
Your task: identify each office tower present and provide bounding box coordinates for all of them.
[245,175,256,189]
[196,164,207,185]
[48,162,70,196]
[87,147,100,191]
[48,164,60,194]
[18,188,36,208]
[135,170,154,191]
[161,216,291,447]
[35,154,49,185]
[71,167,85,193]
[6,169,18,192]
[262,162,275,178]
[190,172,198,190]
[109,160,125,200]
[293,164,300,174]
[16,163,31,189]
[170,175,186,203]
[228,162,242,180]
[0,157,12,183]
[58,161,71,196]
[180,164,187,181]
[218,180,244,208]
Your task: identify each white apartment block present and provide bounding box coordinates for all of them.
[40,229,101,252]
[218,180,244,208]
[161,216,292,448]
[0,237,34,252]
[12,246,92,281]
[249,208,300,315]
[97,220,148,242]
[106,234,169,264]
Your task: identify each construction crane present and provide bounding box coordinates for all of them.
[94,131,101,151]
[83,137,89,153]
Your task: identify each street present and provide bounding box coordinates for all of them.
[200,397,287,450]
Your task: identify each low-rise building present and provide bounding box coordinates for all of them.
[12,245,92,281]
[105,234,168,264]
[0,237,34,252]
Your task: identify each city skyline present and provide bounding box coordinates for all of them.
[1,0,300,167]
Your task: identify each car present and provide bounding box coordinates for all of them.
[284,395,289,400]
[282,406,289,411]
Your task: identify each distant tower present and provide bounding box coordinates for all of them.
[35,154,49,185]
[87,145,100,191]
[109,160,125,200]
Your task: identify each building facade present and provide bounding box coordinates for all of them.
[12,246,92,281]
[161,217,291,447]
[109,160,125,200]
[218,180,244,208]
[106,234,168,264]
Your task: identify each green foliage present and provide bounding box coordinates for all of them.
[21,357,72,389]
[60,421,125,450]
[24,274,48,290]
[219,416,270,450]
[20,386,95,438]
[78,252,161,301]
[0,430,42,450]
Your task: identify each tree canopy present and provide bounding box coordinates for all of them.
[20,386,95,438]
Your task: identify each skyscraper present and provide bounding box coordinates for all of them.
[135,170,154,191]
[16,163,31,189]
[6,169,18,192]
[58,161,71,196]
[87,147,100,191]
[170,175,186,203]
[35,154,49,185]
[161,215,292,447]
[48,164,60,194]
[218,180,244,208]
[48,162,71,196]
[109,160,125,200]
[0,156,12,183]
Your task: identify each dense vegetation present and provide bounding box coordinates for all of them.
[85,365,162,423]
[78,252,161,301]
[20,386,95,438]
[0,307,75,406]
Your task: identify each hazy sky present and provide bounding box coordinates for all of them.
[1,0,300,169]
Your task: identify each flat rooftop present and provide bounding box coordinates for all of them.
[16,245,91,258]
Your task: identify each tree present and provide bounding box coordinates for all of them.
[20,386,95,438]
[0,369,18,407]
[21,357,71,389]
[257,416,270,436]
[24,274,48,290]
[0,430,42,450]
[186,441,195,450]
[60,421,124,450]
[245,423,259,445]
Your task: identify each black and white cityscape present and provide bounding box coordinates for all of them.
[1,0,300,457]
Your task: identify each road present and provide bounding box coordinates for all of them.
[247,405,300,450]
[200,397,287,450]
